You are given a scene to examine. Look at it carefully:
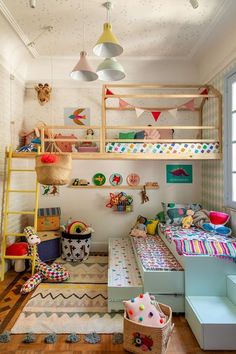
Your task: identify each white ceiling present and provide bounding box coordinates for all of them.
[1,0,229,59]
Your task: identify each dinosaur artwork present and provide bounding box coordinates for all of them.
[170,168,189,176]
[166,165,192,183]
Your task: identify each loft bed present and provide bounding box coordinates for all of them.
[13,83,222,160]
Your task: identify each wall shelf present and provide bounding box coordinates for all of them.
[69,185,159,190]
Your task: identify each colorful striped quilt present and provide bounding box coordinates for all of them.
[174,238,236,261]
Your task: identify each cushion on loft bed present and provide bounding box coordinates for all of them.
[105,142,220,154]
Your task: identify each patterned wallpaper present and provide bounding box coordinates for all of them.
[202,58,236,234]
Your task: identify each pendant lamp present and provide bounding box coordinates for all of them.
[93,2,123,58]
[70,0,98,81]
[96,57,125,81]
[70,51,98,81]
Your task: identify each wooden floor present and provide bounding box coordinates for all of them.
[0,270,234,354]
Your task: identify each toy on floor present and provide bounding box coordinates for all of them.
[123,293,167,327]
[181,209,194,229]
[21,227,70,294]
[202,211,232,236]
[130,215,147,237]
[6,242,28,272]
[61,219,94,262]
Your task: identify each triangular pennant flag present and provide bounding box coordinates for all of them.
[135,107,145,118]
[199,88,208,95]
[168,108,178,118]
[183,99,195,111]
[151,111,161,122]
[119,98,129,108]
[106,88,114,96]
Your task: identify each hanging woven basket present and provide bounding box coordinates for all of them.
[35,153,72,185]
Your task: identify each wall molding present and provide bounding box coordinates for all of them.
[0,0,38,58]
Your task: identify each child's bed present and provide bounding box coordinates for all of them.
[158,224,236,262]
[130,235,185,312]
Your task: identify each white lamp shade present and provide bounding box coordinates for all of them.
[93,23,123,58]
[96,58,125,81]
[70,51,98,81]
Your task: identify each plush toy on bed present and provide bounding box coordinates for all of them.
[181,209,194,229]
[130,215,147,238]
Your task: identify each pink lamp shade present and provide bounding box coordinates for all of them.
[209,211,230,225]
[70,51,98,81]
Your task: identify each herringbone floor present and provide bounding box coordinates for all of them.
[0,270,233,353]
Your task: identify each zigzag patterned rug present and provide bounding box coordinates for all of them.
[11,256,123,334]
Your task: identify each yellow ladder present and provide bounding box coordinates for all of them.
[1,146,39,281]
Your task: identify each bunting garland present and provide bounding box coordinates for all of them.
[135,108,145,118]
[151,111,161,122]
[105,87,209,121]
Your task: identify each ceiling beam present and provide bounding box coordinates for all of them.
[0,0,38,58]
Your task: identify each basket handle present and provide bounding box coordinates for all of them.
[46,141,62,153]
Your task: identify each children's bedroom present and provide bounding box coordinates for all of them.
[0,0,236,352]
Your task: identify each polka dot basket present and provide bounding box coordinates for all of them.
[123,301,174,354]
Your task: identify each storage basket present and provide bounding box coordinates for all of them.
[123,302,174,354]
[35,153,72,185]
[61,231,91,262]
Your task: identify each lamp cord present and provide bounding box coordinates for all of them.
[82,0,85,51]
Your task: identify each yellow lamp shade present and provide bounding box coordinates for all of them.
[93,23,123,58]
[70,51,98,81]
[96,57,125,81]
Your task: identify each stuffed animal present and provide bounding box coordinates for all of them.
[21,227,70,294]
[182,209,194,229]
[35,83,52,105]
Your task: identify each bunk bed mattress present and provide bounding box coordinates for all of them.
[159,225,236,261]
[131,236,183,271]
[106,142,219,154]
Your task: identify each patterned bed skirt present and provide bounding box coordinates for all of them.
[106,142,219,154]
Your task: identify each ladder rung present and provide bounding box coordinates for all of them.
[5,233,25,237]
[4,255,32,260]
[7,211,35,215]
[10,169,35,172]
[8,190,37,193]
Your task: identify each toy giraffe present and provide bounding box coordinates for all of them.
[21,226,70,294]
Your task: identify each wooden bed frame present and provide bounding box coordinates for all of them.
[12,83,222,160]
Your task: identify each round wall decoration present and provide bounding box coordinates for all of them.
[126,173,140,186]
[109,173,123,186]
[92,173,106,186]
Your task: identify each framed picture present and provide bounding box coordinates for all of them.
[64,107,90,126]
[166,164,193,183]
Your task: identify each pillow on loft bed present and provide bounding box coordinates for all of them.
[144,128,174,140]
[119,132,136,139]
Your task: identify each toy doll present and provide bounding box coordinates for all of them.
[130,215,147,237]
